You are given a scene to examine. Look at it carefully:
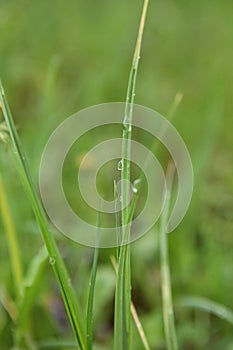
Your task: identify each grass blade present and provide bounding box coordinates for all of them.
[111,256,151,350]
[179,296,233,325]
[86,208,102,350]
[114,180,121,259]
[159,163,179,350]
[0,173,23,298]
[114,1,149,349]
[0,81,86,350]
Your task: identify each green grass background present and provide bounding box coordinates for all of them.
[0,0,233,349]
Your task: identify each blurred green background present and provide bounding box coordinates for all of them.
[0,0,233,349]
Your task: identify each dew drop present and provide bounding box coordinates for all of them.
[123,123,132,132]
[132,178,141,193]
[49,256,56,265]
[117,159,124,171]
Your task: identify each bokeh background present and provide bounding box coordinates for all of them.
[0,0,233,349]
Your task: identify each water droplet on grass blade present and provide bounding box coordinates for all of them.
[132,178,141,193]
[117,160,124,171]
[123,123,132,132]
[49,256,56,265]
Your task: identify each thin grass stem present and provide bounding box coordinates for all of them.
[159,163,179,350]
[111,256,151,350]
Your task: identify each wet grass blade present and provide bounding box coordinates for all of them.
[0,173,23,298]
[0,81,86,350]
[159,163,179,350]
[114,1,149,349]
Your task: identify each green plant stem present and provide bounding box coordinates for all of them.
[159,163,178,350]
[114,2,149,349]
[0,173,23,297]
[0,81,86,350]
[121,0,149,232]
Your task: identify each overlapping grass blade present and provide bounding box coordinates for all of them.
[159,163,179,350]
[114,1,149,349]
[0,81,86,350]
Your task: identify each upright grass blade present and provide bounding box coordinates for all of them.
[0,173,23,298]
[179,296,233,325]
[114,180,121,259]
[111,256,151,350]
[121,0,149,233]
[86,207,102,350]
[159,163,179,350]
[0,81,86,350]
[114,1,149,349]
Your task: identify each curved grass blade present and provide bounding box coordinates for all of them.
[179,296,233,325]
[114,1,150,349]
[159,163,179,350]
[0,81,86,350]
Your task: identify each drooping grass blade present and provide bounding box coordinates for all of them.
[179,296,233,325]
